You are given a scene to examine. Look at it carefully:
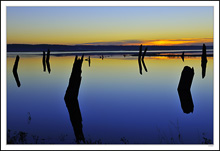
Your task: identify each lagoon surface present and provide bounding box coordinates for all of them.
[7,52,213,144]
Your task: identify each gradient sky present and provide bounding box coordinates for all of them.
[7,6,213,46]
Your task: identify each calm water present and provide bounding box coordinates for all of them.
[7,53,213,144]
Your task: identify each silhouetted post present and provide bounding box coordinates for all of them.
[64,55,85,143]
[42,51,46,72]
[12,55,21,87]
[142,47,147,59]
[46,49,51,73]
[181,52,184,62]
[201,44,208,78]
[85,56,91,67]
[177,66,194,114]
[88,56,91,67]
[141,47,148,72]
[138,44,142,75]
[102,55,104,60]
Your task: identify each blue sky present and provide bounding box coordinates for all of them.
[7,6,213,45]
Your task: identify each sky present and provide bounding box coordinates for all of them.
[7,6,213,46]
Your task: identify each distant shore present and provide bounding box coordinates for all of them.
[7,44,213,52]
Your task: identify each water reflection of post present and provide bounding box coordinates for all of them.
[85,56,91,67]
[64,55,85,144]
[12,55,21,87]
[46,49,51,73]
[201,44,207,78]
[141,47,148,72]
[177,66,194,114]
[138,44,142,75]
[42,51,46,72]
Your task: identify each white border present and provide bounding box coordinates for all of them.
[0,1,219,6]
[1,1,219,150]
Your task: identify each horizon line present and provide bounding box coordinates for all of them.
[7,43,213,47]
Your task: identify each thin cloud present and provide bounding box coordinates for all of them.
[83,40,143,45]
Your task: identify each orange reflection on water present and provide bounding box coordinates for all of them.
[7,55,213,78]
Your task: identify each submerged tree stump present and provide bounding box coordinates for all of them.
[13,55,21,87]
[138,44,142,75]
[64,55,85,143]
[201,44,207,78]
[177,66,194,114]
[46,49,51,73]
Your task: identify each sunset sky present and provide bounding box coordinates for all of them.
[7,6,213,46]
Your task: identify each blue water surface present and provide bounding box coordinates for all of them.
[7,53,213,144]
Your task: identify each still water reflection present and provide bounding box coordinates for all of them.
[7,53,213,144]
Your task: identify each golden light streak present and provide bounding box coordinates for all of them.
[140,38,213,46]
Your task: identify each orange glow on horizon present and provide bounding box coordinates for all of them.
[143,40,194,46]
[134,38,213,46]
[7,38,213,46]
[81,38,213,46]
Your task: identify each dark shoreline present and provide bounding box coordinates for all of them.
[7,52,213,57]
[7,44,213,52]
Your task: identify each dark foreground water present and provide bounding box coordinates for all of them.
[7,52,213,144]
